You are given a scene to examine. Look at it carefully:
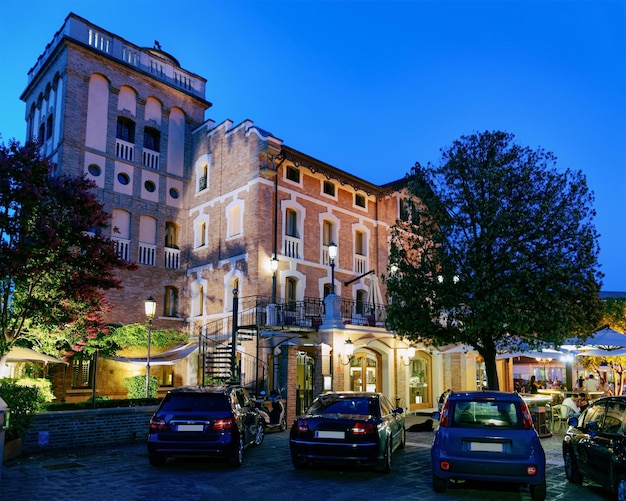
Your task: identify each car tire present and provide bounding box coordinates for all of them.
[529,479,547,501]
[229,436,244,467]
[148,453,166,467]
[375,438,392,473]
[564,449,583,483]
[254,422,265,446]
[398,427,406,449]
[432,473,447,493]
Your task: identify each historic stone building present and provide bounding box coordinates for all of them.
[18,13,496,417]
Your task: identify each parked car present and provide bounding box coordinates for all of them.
[147,385,264,467]
[431,391,546,501]
[563,395,626,500]
[289,391,405,472]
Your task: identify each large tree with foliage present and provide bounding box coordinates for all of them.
[385,131,603,390]
[0,140,136,362]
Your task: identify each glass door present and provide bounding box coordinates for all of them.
[349,353,381,392]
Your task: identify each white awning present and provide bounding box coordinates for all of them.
[110,343,198,366]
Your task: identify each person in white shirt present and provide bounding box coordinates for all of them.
[584,374,599,392]
[562,395,581,417]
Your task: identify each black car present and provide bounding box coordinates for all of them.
[147,385,264,467]
[289,391,405,472]
[563,395,626,500]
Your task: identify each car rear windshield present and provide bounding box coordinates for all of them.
[451,400,521,428]
[308,396,375,416]
[160,394,230,412]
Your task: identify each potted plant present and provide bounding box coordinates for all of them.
[0,380,41,462]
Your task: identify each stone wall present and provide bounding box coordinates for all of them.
[20,406,157,454]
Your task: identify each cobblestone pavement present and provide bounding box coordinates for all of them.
[0,415,615,501]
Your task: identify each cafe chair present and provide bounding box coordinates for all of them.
[550,404,568,432]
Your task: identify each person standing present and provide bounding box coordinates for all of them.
[584,374,599,392]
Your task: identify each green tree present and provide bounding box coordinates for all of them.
[0,140,137,362]
[385,131,603,390]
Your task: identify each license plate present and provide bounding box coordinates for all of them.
[470,442,503,452]
[177,424,204,432]
[315,430,345,439]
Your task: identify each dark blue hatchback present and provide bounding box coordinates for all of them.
[432,391,546,500]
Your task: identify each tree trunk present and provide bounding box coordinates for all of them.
[479,339,500,390]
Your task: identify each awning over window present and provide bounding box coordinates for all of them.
[109,343,198,366]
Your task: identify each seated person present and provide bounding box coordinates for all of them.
[578,392,589,411]
[562,395,581,417]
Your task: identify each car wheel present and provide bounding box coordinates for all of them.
[148,453,166,467]
[376,438,392,473]
[398,427,406,449]
[254,422,265,446]
[529,480,547,501]
[564,449,583,483]
[229,436,244,467]
[432,473,447,493]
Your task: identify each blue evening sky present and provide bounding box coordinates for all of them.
[1,0,624,291]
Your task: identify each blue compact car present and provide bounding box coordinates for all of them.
[431,391,546,501]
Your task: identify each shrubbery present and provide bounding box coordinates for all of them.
[0,379,43,441]
[124,375,159,399]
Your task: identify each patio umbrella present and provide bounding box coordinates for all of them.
[366,275,383,321]
[5,346,68,365]
[496,348,565,360]
[562,326,626,351]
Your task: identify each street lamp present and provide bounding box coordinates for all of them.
[144,295,157,398]
[270,256,279,303]
[328,241,337,294]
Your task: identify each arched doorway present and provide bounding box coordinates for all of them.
[408,351,433,411]
[348,352,382,392]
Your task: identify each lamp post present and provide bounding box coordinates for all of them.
[144,295,157,398]
[328,241,337,294]
[271,257,279,303]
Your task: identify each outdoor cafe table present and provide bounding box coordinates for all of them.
[522,395,552,438]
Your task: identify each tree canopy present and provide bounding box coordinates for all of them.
[0,140,137,360]
[385,131,604,389]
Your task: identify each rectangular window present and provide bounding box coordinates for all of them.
[164,286,178,317]
[286,166,300,183]
[323,181,335,196]
[116,117,135,143]
[72,359,92,388]
[323,220,333,246]
[286,209,298,237]
[355,231,365,255]
[355,193,366,208]
[143,127,160,152]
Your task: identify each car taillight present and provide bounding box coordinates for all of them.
[296,419,309,433]
[440,461,451,471]
[439,400,450,427]
[149,417,167,431]
[527,466,538,476]
[212,418,233,430]
[520,401,534,430]
[352,422,376,435]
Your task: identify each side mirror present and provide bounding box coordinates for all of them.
[395,407,404,414]
[567,415,579,428]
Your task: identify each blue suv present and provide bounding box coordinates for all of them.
[432,391,546,500]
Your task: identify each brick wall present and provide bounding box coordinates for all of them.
[21,406,157,454]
